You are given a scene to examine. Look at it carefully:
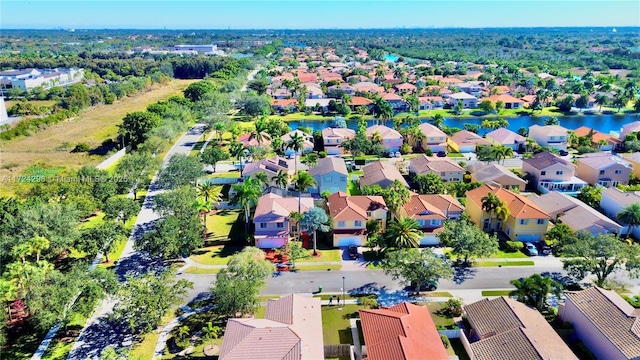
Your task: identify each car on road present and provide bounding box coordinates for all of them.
[436,151,447,157]
[348,245,359,259]
[523,242,538,256]
[535,241,552,255]
[410,280,438,292]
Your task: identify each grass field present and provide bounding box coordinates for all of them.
[204,209,242,242]
[0,79,194,196]
[321,304,362,345]
[5,99,58,109]
[475,260,535,267]
[297,249,342,263]
[481,289,514,297]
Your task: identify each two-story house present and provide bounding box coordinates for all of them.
[308,157,348,195]
[360,160,409,189]
[327,192,388,247]
[448,130,494,153]
[485,94,525,109]
[381,92,409,112]
[573,126,621,151]
[447,92,478,108]
[485,128,526,151]
[528,125,569,150]
[522,151,586,195]
[409,154,465,183]
[466,184,551,242]
[366,125,403,152]
[600,188,640,239]
[417,123,448,152]
[400,194,464,245]
[456,81,485,98]
[393,83,417,94]
[253,194,314,249]
[322,127,356,155]
[622,152,640,179]
[242,156,295,187]
[575,152,632,188]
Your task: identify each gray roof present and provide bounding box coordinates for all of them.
[470,164,527,187]
[308,157,348,177]
[522,151,573,170]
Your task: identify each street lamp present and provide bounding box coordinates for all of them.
[342,276,345,306]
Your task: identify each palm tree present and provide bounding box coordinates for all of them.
[230,142,248,173]
[253,172,269,192]
[481,192,501,232]
[302,153,318,168]
[384,217,423,249]
[213,122,227,143]
[202,322,221,350]
[300,207,330,256]
[293,171,317,215]
[510,274,562,312]
[197,182,218,202]
[617,203,640,239]
[595,94,608,112]
[28,236,49,262]
[286,132,305,179]
[495,201,510,230]
[544,116,560,126]
[230,178,261,234]
[385,180,412,220]
[370,130,383,145]
[193,198,213,238]
[430,114,445,129]
[272,170,290,191]
[251,120,269,146]
[374,96,393,126]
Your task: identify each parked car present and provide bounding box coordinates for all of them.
[345,161,356,171]
[348,245,359,259]
[436,151,447,157]
[387,151,395,158]
[394,151,402,158]
[410,280,438,292]
[559,150,569,156]
[535,241,552,255]
[523,242,538,256]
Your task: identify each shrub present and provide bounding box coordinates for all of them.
[444,298,463,317]
[400,143,412,154]
[71,143,91,153]
[318,151,327,158]
[424,148,434,156]
[359,297,379,309]
[440,335,451,349]
[503,241,521,253]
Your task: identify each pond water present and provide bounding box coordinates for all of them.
[287,113,639,135]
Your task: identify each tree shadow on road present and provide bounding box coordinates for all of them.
[453,265,477,284]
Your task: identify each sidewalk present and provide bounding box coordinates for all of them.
[178,256,341,272]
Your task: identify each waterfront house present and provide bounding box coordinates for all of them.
[522,151,586,195]
[575,152,632,188]
[528,125,569,150]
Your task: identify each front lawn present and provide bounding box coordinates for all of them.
[297,249,342,263]
[481,289,514,297]
[347,181,361,195]
[204,209,243,242]
[492,249,528,259]
[422,302,456,328]
[321,304,362,345]
[475,260,534,267]
[189,245,244,265]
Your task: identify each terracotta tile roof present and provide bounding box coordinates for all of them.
[400,194,448,221]
[308,157,348,177]
[254,194,314,223]
[485,128,525,145]
[573,126,621,145]
[360,302,449,360]
[465,297,577,360]
[418,194,464,215]
[491,85,512,94]
[418,123,448,139]
[394,83,417,91]
[366,125,403,140]
[450,130,493,147]
[410,154,464,175]
[348,96,373,106]
[564,287,640,359]
[382,92,404,101]
[327,191,387,221]
[271,99,298,107]
[522,151,573,171]
[466,184,550,220]
[360,160,409,188]
[486,94,525,104]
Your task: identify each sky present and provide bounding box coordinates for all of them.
[1,0,639,29]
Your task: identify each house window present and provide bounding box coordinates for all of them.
[599,170,605,175]
[556,171,563,175]
[439,137,444,141]
[418,220,427,226]
[430,137,435,141]
[276,222,284,228]
[340,177,347,182]
[385,139,390,143]
[291,225,298,232]
[260,223,268,229]
[323,176,332,182]
[337,139,341,144]
[537,219,546,225]
[519,219,529,225]
[327,139,332,144]
[354,220,362,227]
[338,221,345,228]
[366,211,372,217]
[540,171,546,176]
[550,136,555,141]
[615,170,622,175]
[430,219,441,226]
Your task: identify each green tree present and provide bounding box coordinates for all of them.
[481,192,501,232]
[138,214,204,259]
[193,198,213,236]
[157,154,203,189]
[301,207,330,256]
[383,180,412,220]
[510,274,563,311]
[556,96,575,112]
[380,248,454,289]
[230,178,261,234]
[253,172,270,191]
[595,94,609,111]
[478,100,495,113]
[200,147,229,173]
[115,151,159,200]
[281,241,310,269]
[453,100,464,115]
[546,223,574,253]
[77,220,124,262]
[617,203,640,239]
[247,79,269,95]
[495,100,505,113]
[238,94,271,117]
[414,173,446,194]
[118,111,161,149]
[103,197,141,224]
[293,171,316,214]
[437,219,499,264]
[560,233,640,287]
[272,169,290,190]
[197,182,222,203]
[341,133,371,163]
[183,81,216,103]
[112,270,193,334]
[430,114,445,129]
[384,217,423,249]
[576,185,602,209]
[202,322,221,350]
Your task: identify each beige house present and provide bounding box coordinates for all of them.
[418,123,448,152]
[469,163,527,191]
[327,191,388,247]
[600,188,640,239]
[622,152,640,179]
[485,128,526,151]
[360,160,409,189]
[322,127,355,155]
[528,125,569,150]
[409,154,465,183]
[448,130,493,153]
[576,152,632,188]
[522,151,586,195]
[560,287,640,360]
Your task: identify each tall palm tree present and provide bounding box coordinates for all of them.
[272,170,290,191]
[595,94,608,112]
[430,114,445,129]
[251,118,269,145]
[300,207,330,256]
[294,171,317,215]
[197,182,218,202]
[509,274,562,312]
[617,203,640,239]
[253,172,269,192]
[384,217,423,249]
[230,142,248,173]
[481,192,501,232]
[370,130,383,145]
[230,178,261,234]
[495,201,510,230]
[213,122,227,143]
[385,180,412,220]
[286,132,305,179]
[193,198,213,238]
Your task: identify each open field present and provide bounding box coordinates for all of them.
[5,99,58,109]
[0,79,194,196]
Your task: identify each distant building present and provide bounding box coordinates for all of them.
[0,97,8,123]
[173,44,217,53]
[0,68,85,92]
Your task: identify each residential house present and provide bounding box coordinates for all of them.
[303,84,324,99]
[359,302,449,360]
[382,92,409,112]
[463,297,578,360]
[322,127,355,155]
[491,85,512,95]
[360,160,409,189]
[573,126,621,151]
[621,121,640,139]
[281,129,314,154]
[328,84,355,96]
[424,96,445,108]
[468,163,527,191]
[457,81,485,98]
[528,125,569,150]
[448,130,494,153]
[271,99,298,114]
[400,194,464,245]
[327,191,388,246]
[253,194,314,248]
[529,191,622,235]
[352,81,384,94]
[308,157,348,194]
[294,71,318,83]
[268,87,289,99]
[560,287,640,360]
[600,188,640,239]
[448,92,478,108]
[304,98,332,113]
[485,128,526,151]
[366,125,403,152]
[409,154,465,183]
[418,97,433,110]
[219,294,324,360]
[319,71,343,83]
[393,82,417,94]
[522,151,587,195]
[417,123,448,152]
[466,185,551,242]
[242,156,294,186]
[486,94,525,109]
[237,132,272,148]
[346,96,373,111]
[622,152,640,178]
[576,152,632,188]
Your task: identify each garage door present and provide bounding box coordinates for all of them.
[327,147,341,155]
[420,235,440,246]
[257,237,286,249]
[517,234,542,242]
[336,236,362,247]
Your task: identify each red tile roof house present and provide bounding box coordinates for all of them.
[463,297,578,360]
[381,92,410,112]
[219,294,324,360]
[366,125,403,152]
[237,132,272,148]
[417,123,448,153]
[399,194,464,245]
[393,82,417,94]
[327,192,388,247]
[485,128,526,151]
[486,94,525,109]
[253,193,314,248]
[359,160,409,190]
[573,126,622,151]
[322,127,355,155]
[347,96,373,111]
[409,154,465,183]
[359,302,449,360]
[559,287,640,360]
[271,99,298,114]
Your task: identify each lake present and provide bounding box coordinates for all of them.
[287,113,639,136]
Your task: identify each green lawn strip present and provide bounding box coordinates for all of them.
[475,260,534,267]
[79,212,106,229]
[297,249,342,263]
[347,180,361,195]
[189,245,243,266]
[200,172,241,179]
[491,249,529,259]
[481,289,514,297]
[181,267,222,275]
[204,209,242,242]
[425,291,454,298]
[321,304,362,345]
[313,294,358,301]
[420,302,456,328]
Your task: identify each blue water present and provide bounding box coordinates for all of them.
[384,54,399,62]
[288,113,638,135]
